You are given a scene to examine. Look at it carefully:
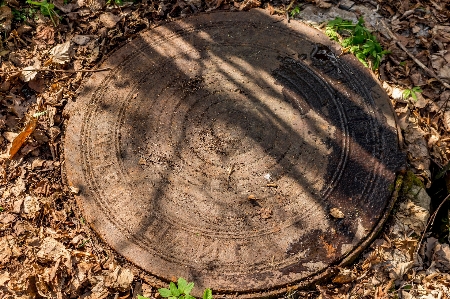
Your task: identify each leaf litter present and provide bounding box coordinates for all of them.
[0,0,450,298]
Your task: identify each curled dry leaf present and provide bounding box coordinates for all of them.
[239,0,261,11]
[49,41,72,65]
[0,6,13,33]
[105,266,134,292]
[0,236,13,266]
[34,25,55,46]
[20,60,41,82]
[315,0,333,9]
[431,50,450,83]
[36,237,72,269]
[330,207,345,219]
[0,271,10,286]
[9,118,37,159]
[72,35,91,46]
[22,196,41,219]
[77,0,105,11]
[99,12,121,29]
[404,125,430,172]
[433,243,450,272]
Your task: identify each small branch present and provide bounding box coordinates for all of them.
[415,193,450,255]
[381,20,450,90]
[0,67,111,76]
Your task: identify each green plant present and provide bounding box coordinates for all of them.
[159,278,195,299]
[138,278,213,299]
[26,0,60,26]
[106,0,123,6]
[402,86,423,101]
[289,6,300,18]
[0,207,4,212]
[325,17,390,70]
[12,7,38,22]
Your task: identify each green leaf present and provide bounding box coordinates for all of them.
[289,6,300,18]
[158,288,172,298]
[137,295,151,299]
[177,278,188,293]
[170,282,181,297]
[413,86,423,93]
[185,295,195,299]
[402,90,411,99]
[203,288,213,299]
[184,282,194,295]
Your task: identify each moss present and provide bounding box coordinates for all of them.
[401,170,424,195]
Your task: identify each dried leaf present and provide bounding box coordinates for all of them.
[9,118,37,159]
[50,41,72,64]
[72,34,91,45]
[99,12,121,29]
[23,196,41,218]
[21,63,40,82]
[0,236,13,266]
[433,243,450,272]
[0,271,10,286]
[0,6,13,33]
[330,208,345,219]
[239,0,260,11]
[105,266,134,292]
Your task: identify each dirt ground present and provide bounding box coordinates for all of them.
[1,0,450,298]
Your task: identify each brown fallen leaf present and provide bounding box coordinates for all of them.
[0,6,13,33]
[239,0,260,11]
[330,207,345,219]
[9,118,37,159]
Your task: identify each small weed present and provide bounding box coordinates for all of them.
[77,239,90,248]
[26,0,60,26]
[12,7,38,22]
[403,86,423,101]
[325,17,390,70]
[138,278,213,299]
[33,110,47,118]
[106,0,123,6]
[0,206,4,212]
[289,6,300,18]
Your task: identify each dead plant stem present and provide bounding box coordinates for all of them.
[381,20,450,89]
[381,20,450,119]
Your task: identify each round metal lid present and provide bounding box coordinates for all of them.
[64,9,404,297]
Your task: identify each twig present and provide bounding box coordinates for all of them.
[0,67,111,75]
[415,193,450,255]
[381,20,450,90]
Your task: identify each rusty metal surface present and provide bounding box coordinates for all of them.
[64,9,404,296]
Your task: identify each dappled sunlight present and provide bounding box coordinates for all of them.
[64,8,404,296]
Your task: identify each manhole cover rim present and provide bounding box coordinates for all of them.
[64,8,404,296]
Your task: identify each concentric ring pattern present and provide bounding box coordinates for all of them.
[64,9,404,296]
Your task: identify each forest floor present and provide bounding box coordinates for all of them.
[1,0,450,298]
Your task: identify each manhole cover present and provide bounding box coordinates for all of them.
[65,9,404,297]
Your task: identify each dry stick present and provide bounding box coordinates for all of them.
[381,20,450,90]
[415,193,450,256]
[381,20,450,119]
[0,67,111,75]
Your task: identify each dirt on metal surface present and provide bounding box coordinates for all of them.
[64,9,404,297]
